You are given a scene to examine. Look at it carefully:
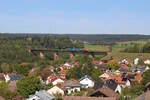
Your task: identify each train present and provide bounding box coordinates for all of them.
[65,48,88,52]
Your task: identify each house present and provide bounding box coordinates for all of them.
[47,85,65,95]
[114,74,131,88]
[137,66,150,73]
[64,79,81,94]
[93,81,104,90]
[27,90,55,100]
[4,73,21,82]
[145,82,150,91]
[144,59,150,65]
[8,81,17,92]
[126,72,142,83]
[62,63,72,69]
[121,58,129,65]
[59,70,66,80]
[134,58,139,65]
[90,86,120,100]
[46,74,57,84]
[118,78,130,88]
[99,73,112,80]
[4,74,10,82]
[52,78,64,86]
[119,64,129,73]
[64,96,117,100]
[114,70,121,75]
[135,90,150,100]
[9,74,21,81]
[79,75,94,88]
[105,79,122,94]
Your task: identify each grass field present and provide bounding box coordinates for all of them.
[84,44,110,52]
[84,42,150,61]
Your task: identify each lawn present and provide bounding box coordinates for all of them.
[84,44,110,52]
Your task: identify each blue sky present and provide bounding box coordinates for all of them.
[0,0,150,34]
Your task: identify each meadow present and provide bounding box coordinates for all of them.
[84,41,150,61]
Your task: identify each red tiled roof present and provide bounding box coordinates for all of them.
[47,74,57,83]
[113,74,126,84]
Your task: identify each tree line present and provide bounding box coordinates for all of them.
[123,42,150,53]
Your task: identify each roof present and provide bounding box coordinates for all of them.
[91,86,119,98]
[47,74,57,83]
[64,96,117,100]
[105,80,118,90]
[9,74,21,81]
[8,81,17,92]
[137,66,148,73]
[79,75,93,82]
[93,82,104,90]
[114,74,127,84]
[99,73,110,79]
[136,90,150,100]
[0,96,5,100]
[146,82,150,88]
[133,73,142,82]
[119,67,128,73]
[64,79,81,87]
[35,90,55,100]
[64,63,71,67]
[29,90,55,100]
[126,72,142,82]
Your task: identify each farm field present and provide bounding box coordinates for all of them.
[85,42,150,61]
[84,44,110,52]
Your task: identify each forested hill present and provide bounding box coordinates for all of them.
[0,33,150,44]
[65,34,150,44]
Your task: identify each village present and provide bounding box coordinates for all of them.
[1,54,150,100]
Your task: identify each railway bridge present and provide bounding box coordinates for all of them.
[28,48,108,60]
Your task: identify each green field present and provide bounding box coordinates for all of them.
[84,44,110,52]
[84,42,150,61]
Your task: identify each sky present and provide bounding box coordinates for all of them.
[0,0,150,34]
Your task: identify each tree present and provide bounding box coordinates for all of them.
[17,76,41,97]
[66,66,84,79]
[15,63,32,76]
[91,68,102,82]
[121,82,144,100]
[1,63,12,73]
[40,68,51,81]
[0,81,17,99]
[142,69,150,85]
[108,61,119,70]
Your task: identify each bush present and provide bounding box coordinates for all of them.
[17,76,42,97]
